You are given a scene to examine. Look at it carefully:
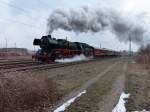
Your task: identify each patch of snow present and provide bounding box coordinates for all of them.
[54,90,86,112]
[112,92,130,112]
[132,61,136,64]
[55,54,92,63]
[133,110,150,112]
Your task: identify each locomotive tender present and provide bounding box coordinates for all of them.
[33,35,120,63]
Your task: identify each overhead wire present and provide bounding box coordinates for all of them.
[0,0,50,36]
[0,0,51,49]
[36,0,50,9]
[0,17,43,30]
[0,0,47,23]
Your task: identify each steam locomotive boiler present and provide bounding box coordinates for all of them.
[33,35,94,63]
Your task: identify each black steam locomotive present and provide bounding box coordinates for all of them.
[33,35,120,63]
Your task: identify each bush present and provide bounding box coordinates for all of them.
[136,44,150,64]
[0,72,60,112]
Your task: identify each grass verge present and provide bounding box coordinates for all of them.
[125,61,150,111]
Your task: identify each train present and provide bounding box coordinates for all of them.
[33,35,120,63]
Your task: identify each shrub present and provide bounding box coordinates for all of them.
[136,44,150,64]
[0,72,60,112]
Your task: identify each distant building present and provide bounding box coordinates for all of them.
[0,48,31,58]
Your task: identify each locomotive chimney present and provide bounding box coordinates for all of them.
[47,35,52,38]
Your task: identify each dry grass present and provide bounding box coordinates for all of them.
[136,44,150,65]
[0,72,60,112]
[125,61,150,111]
[136,54,150,65]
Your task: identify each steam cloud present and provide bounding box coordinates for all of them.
[47,6,146,44]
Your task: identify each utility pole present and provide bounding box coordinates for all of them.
[14,43,17,55]
[5,38,8,59]
[14,43,16,48]
[100,43,101,49]
[5,38,7,49]
[116,46,119,51]
[129,34,132,56]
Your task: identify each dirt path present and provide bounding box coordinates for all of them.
[64,59,127,112]
[55,61,120,109]
[98,61,127,112]
[50,59,125,111]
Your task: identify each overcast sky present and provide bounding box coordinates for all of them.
[0,0,150,51]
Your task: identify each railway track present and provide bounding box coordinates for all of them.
[0,62,41,69]
[0,59,40,69]
[0,59,32,64]
[0,59,99,73]
[0,57,116,74]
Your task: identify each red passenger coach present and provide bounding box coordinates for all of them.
[94,48,107,57]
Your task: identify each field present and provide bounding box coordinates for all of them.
[0,57,150,112]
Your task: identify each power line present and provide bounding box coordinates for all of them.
[0,0,47,23]
[0,17,43,30]
[36,0,50,8]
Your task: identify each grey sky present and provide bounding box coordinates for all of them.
[0,0,150,51]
